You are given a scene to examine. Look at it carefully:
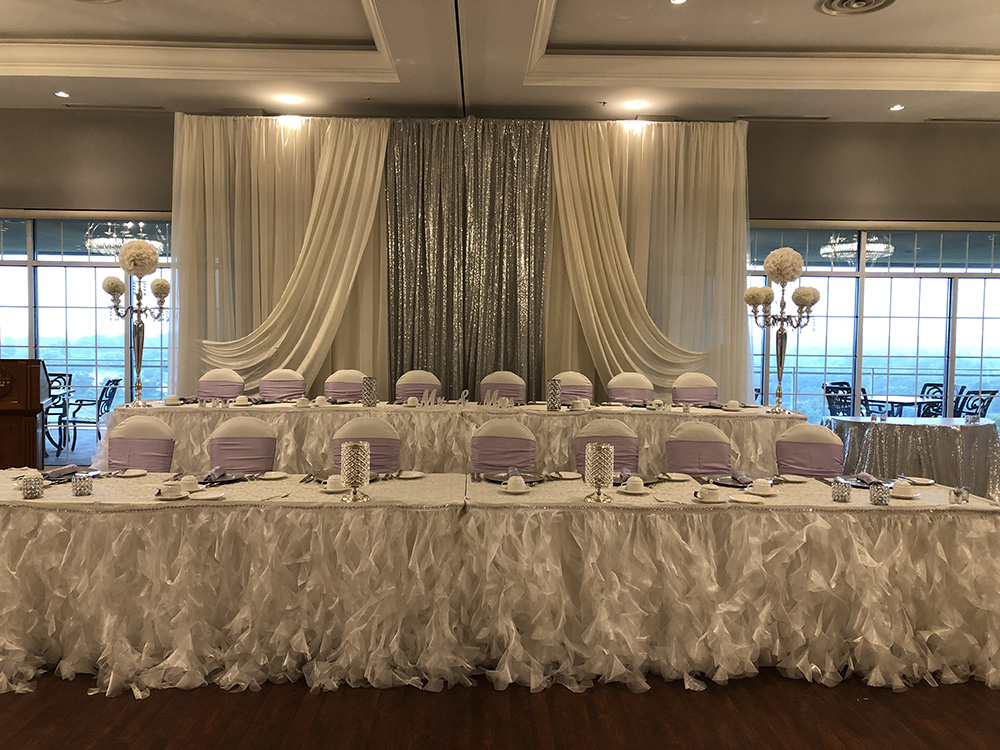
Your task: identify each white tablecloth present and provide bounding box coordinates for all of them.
[92,402,806,478]
[3,468,999,698]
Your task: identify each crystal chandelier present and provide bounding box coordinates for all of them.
[85,221,166,255]
[819,233,894,262]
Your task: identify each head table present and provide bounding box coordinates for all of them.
[91,402,807,478]
[2,468,999,698]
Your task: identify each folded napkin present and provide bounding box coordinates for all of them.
[202,466,227,483]
[732,470,752,486]
[507,467,521,478]
[705,401,725,409]
[856,472,878,486]
[43,465,80,480]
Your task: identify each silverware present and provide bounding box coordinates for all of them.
[299,474,314,484]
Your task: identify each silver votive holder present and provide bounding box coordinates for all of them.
[949,486,970,505]
[72,474,94,497]
[584,442,614,504]
[341,440,371,503]
[546,378,562,411]
[831,480,851,503]
[869,481,889,506]
[362,377,378,407]
[20,474,45,499]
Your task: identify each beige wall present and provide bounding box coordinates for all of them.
[0,110,173,212]
[748,121,1000,223]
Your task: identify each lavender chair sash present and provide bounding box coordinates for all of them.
[470,436,536,473]
[560,384,593,404]
[197,380,244,399]
[259,379,306,401]
[607,387,653,405]
[209,436,277,474]
[672,386,719,406]
[108,437,174,473]
[665,440,731,477]
[396,383,440,402]
[330,437,400,473]
[573,435,639,474]
[325,382,363,402]
[776,441,844,478]
[479,383,526,403]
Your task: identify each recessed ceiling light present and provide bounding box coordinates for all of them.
[274,94,305,105]
[622,100,649,110]
[54,91,70,98]
[889,104,905,111]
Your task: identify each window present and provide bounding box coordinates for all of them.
[749,226,1000,424]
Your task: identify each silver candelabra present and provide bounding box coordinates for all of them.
[106,279,170,408]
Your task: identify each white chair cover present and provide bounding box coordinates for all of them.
[395,369,442,402]
[209,416,278,473]
[672,372,720,406]
[479,370,526,404]
[197,368,244,399]
[665,420,733,477]
[331,417,401,473]
[471,418,536,473]
[324,369,366,402]
[259,368,306,401]
[107,416,175,473]
[776,423,845,478]
[607,371,655,405]
[553,370,593,404]
[573,419,639,474]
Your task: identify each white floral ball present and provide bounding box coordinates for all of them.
[763,247,804,285]
[150,278,171,297]
[792,286,821,308]
[743,286,774,307]
[118,240,160,278]
[102,276,126,296]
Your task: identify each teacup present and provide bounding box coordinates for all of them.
[406,396,419,407]
[159,480,184,499]
[501,475,527,492]
[234,395,251,406]
[314,395,329,406]
[694,484,720,502]
[164,394,181,406]
[892,480,915,499]
[324,475,346,491]
[180,475,200,493]
[570,399,586,411]
[750,478,773,495]
[295,397,311,408]
[624,475,645,493]
[726,399,741,410]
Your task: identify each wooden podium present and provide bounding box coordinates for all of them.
[0,359,49,470]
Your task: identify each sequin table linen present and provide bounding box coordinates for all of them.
[93,403,806,478]
[826,417,1000,501]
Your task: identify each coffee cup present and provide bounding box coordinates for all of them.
[314,395,329,406]
[406,396,419,407]
[694,484,720,502]
[501,475,527,492]
[324,475,345,491]
[180,475,200,493]
[159,481,184,499]
[164,394,181,406]
[892,480,914,498]
[234,395,250,406]
[570,399,585,411]
[750,478,772,495]
[625,475,645,493]
[295,397,311,408]
[726,399,740,410]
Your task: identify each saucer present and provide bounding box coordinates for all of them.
[891,491,920,500]
[155,491,189,501]
[722,406,741,412]
[657,472,692,482]
[398,471,425,480]
[164,399,182,407]
[402,402,418,408]
[693,494,727,504]
[748,488,778,497]
[117,469,147,478]
[258,471,288,480]
[618,488,649,496]
[232,401,253,407]
[321,485,349,494]
[730,494,764,505]
[189,489,225,501]
[500,487,530,495]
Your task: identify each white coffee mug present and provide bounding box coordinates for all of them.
[324,475,345,490]
[893,480,914,498]
[180,475,200,493]
[694,484,720,501]
[750,478,772,495]
[159,480,183,498]
[501,475,527,492]
[625,475,645,492]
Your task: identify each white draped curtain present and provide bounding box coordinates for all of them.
[170,115,390,396]
[546,120,750,401]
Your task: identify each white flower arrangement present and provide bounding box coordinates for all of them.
[763,247,804,285]
[118,240,160,278]
[150,278,171,298]
[791,286,821,308]
[101,276,126,296]
[743,286,775,307]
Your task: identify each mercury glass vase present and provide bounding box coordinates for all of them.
[584,442,614,504]
[362,377,378,407]
[546,378,562,411]
[341,440,371,503]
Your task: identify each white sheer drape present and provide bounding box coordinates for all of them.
[546,121,749,401]
[171,115,390,396]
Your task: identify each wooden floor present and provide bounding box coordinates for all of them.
[1,669,998,749]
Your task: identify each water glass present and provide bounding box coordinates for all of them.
[831,480,851,503]
[72,474,94,497]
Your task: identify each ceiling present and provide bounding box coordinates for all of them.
[3,0,1000,122]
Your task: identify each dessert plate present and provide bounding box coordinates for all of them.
[549,471,583,480]
[189,489,225,501]
[891,491,921,500]
[117,469,147,478]
[777,474,808,483]
[730,494,764,504]
[902,476,935,486]
[258,471,288,480]
[398,471,425,480]
[657,472,692,482]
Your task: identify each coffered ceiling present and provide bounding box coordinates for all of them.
[1,0,1000,122]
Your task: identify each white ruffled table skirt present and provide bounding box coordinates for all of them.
[3,470,1000,697]
[825,417,1000,501]
[92,403,805,478]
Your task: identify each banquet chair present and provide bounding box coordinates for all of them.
[479,370,526,404]
[331,418,400,473]
[325,369,366,402]
[470,418,536,474]
[607,372,654,405]
[208,417,277,474]
[664,421,733,477]
[775,423,844,478]
[66,377,122,451]
[107,415,175,473]
[259,368,306,401]
[573,419,639,475]
[552,370,593,404]
[955,389,998,419]
[672,372,719,406]
[395,369,442,402]
[197,368,244,400]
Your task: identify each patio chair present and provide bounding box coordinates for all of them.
[66,377,122,451]
[954,389,997,419]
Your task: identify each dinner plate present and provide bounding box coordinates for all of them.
[117,469,147,478]
[891,492,921,500]
[189,489,225,501]
[904,476,935,486]
[730,494,764,505]
[258,471,288,480]
[657,472,692,482]
[692,494,727,504]
[398,470,425,480]
[155,491,189,501]
[500,487,530,495]
[777,474,809,483]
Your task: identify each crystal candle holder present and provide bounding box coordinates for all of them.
[869,481,889,506]
[341,440,371,503]
[546,378,562,411]
[362,377,378,407]
[20,474,45,499]
[831,480,851,503]
[72,474,94,497]
[584,442,614,504]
